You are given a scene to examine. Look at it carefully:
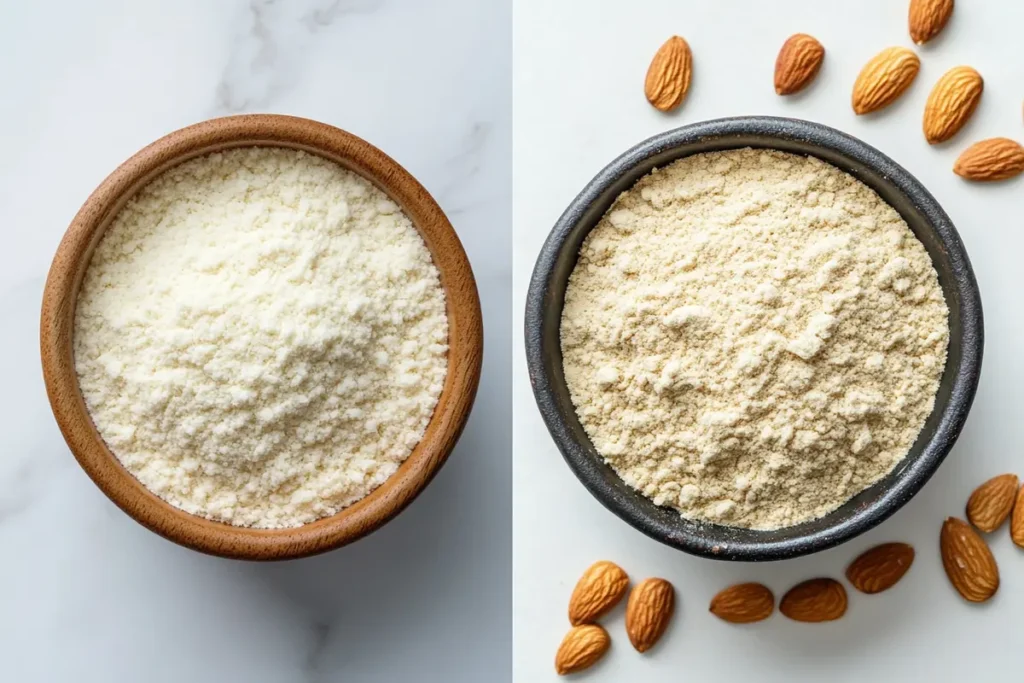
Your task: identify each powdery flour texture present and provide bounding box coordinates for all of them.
[75,148,448,528]
[561,149,948,530]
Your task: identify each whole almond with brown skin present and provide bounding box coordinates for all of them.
[852,47,920,115]
[625,578,674,652]
[1010,483,1024,547]
[567,560,630,626]
[954,138,1024,181]
[779,578,847,622]
[845,543,915,594]
[966,474,1019,532]
[709,582,775,623]
[774,34,825,96]
[923,66,983,144]
[941,517,999,603]
[645,36,692,112]
[554,624,610,676]
[909,0,954,45]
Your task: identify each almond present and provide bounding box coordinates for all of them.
[852,47,920,115]
[774,34,825,96]
[923,66,983,144]
[845,543,915,594]
[709,582,775,623]
[779,578,847,622]
[554,624,611,676]
[1011,482,1024,547]
[940,517,999,603]
[645,36,692,112]
[567,560,630,626]
[625,577,674,652]
[954,138,1024,181]
[966,474,1019,532]
[909,0,955,45]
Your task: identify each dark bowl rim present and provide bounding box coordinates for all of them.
[524,115,984,561]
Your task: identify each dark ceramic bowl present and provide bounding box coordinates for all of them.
[525,116,983,562]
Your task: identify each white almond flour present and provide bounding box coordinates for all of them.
[74,147,448,529]
[561,149,948,530]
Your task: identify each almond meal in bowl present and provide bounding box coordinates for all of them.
[525,117,982,561]
[561,147,948,531]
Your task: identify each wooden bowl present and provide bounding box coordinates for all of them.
[40,114,483,560]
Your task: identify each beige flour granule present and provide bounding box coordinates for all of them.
[74,147,448,529]
[561,148,948,530]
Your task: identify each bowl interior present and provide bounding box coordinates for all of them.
[527,117,982,561]
[42,115,482,560]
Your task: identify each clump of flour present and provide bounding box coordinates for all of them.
[75,148,448,528]
[561,148,948,530]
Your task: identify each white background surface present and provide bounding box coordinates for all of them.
[0,1,510,681]
[513,1,1024,681]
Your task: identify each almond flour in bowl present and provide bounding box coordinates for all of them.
[560,147,949,531]
[73,146,448,529]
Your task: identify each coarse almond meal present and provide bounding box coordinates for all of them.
[561,149,948,530]
[74,147,448,529]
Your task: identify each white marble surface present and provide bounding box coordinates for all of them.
[514,0,1024,680]
[1,1,510,681]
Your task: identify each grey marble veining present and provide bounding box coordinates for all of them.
[0,1,510,681]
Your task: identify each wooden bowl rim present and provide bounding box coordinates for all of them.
[40,114,483,560]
